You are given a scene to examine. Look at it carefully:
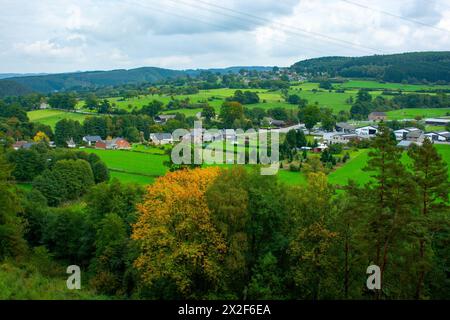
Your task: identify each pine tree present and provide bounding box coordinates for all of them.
[407,139,449,299]
[361,123,418,298]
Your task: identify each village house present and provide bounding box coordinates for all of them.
[39,102,50,109]
[149,133,173,145]
[328,133,359,144]
[368,111,387,122]
[12,140,28,150]
[95,137,131,150]
[82,135,103,146]
[154,114,176,124]
[66,138,76,148]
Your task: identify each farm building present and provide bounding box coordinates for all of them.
[424,131,450,142]
[335,122,355,133]
[405,130,425,143]
[394,127,421,141]
[149,133,173,145]
[368,112,387,121]
[155,115,176,123]
[355,125,378,136]
[424,118,450,126]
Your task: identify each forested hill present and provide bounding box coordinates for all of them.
[0,80,34,97]
[291,51,450,83]
[4,67,186,93]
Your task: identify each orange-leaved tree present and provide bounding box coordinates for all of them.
[131,167,226,298]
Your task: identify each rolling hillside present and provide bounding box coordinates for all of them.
[7,67,186,93]
[0,79,34,97]
[291,51,450,83]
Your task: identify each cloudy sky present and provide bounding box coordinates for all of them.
[1,0,450,73]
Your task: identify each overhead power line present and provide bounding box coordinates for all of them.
[124,0,356,58]
[169,0,384,54]
[340,0,450,35]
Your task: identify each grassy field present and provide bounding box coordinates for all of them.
[77,143,450,187]
[435,144,450,176]
[72,80,450,120]
[83,148,168,185]
[336,80,450,92]
[27,110,89,129]
[328,149,372,186]
[386,108,450,120]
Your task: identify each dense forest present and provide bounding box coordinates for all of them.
[0,80,34,98]
[291,52,450,83]
[2,67,186,94]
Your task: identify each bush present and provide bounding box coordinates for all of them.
[33,159,95,206]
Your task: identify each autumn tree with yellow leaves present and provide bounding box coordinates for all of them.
[132,167,227,299]
[33,131,50,144]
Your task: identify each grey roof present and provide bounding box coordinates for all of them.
[369,112,387,116]
[271,119,286,126]
[336,122,355,130]
[156,115,176,120]
[406,130,422,138]
[22,142,36,149]
[425,118,450,124]
[151,133,173,140]
[84,135,102,142]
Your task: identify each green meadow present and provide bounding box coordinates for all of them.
[336,80,450,92]
[83,148,168,179]
[27,109,89,129]
[54,143,450,187]
[386,108,450,120]
[71,80,450,119]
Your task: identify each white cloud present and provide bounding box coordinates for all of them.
[0,0,449,73]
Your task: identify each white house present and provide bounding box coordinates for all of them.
[328,133,359,144]
[149,133,173,145]
[82,135,102,146]
[66,138,76,148]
